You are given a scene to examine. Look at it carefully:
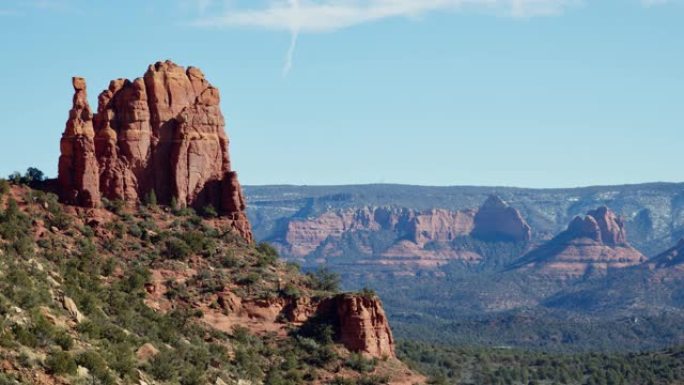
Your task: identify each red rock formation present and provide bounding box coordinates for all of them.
[281,207,475,258]
[58,77,101,207]
[58,61,252,241]
[586,206,627,245]
[472,195,532,242]
[566,216,602,242]
[518,206,645,277]
[332,294,395,358]
[410,209,475,246]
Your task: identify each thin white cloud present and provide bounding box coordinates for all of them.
[193,0,578,74]
[283,0,301,75]
[641,0,678,6]
[194,0,578,32]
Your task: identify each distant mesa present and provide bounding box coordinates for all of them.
[270,194,532,273]
[516,206,646,277]
[57,60,252,241]
[472,195,532,243]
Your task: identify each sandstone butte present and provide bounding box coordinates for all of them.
[56,60,396,360]
[518,206,646,277]
[58,60,251,242]
[471,195,532,243]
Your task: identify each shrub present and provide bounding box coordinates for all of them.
[23,167,45,184]
[257,242,279,258]
[145,190,158,207]
[239,272,261,287]
[12,325,37,348]
[103,342,136,378]
[220,252,241,268]
[358,288,377,299]
[346,353,378,373]
[164,237,192,260]
[282,283,301,299]
[257,242,279,267]
[148,350,177,381]
[53,330,73,351]
[7,172,22,184]
[328,377,355,385]
[357,375,390,385]
[307,267,341,293]
[76,351,114,383]
[45,350,77,375]
[0,179,9,196]
[180,230,213,256]
[202,204,218,218]
[102,198,126,215]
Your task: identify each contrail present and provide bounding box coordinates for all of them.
[283,0,300,76]
[283,27,299,76]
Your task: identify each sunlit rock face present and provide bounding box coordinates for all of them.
[518,206,646,277]
[58,60,252,241]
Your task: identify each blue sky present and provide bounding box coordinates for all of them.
[0,0,682,188]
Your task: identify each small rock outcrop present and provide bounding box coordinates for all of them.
[58,61,252,241]
[62,296,85,324]
[472,195,532,243]
[300,294,395,358]
[333,294,395,358]
[517,206,646,277]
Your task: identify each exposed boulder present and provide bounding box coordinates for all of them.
[62,295,85,324]
[58,61,252,241]
[136,343,160,362]
[472,195,532,243]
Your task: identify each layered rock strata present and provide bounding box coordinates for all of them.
[518,206,646,277]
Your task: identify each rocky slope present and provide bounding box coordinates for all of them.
[516,207,647,277]
[0,62,422,384]
[58,61,251,241]
[0,182,423,384]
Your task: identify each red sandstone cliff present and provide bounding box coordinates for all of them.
[58,61,251,241]
[282,207,475,258]
[518,206,645,277]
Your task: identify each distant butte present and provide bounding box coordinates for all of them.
[517,206,645,277]
[472,195,532,243]
[58,60,252,241]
